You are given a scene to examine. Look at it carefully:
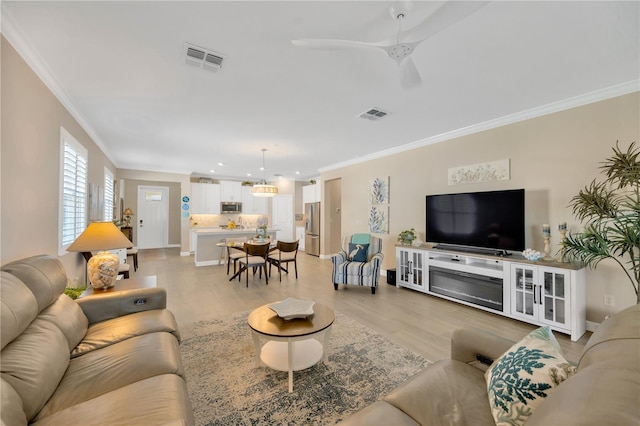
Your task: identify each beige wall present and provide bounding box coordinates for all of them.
[1,35,117,283]
[321,92,639,322]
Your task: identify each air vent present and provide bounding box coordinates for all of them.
[184,43,225,72]
[358,108,390,121]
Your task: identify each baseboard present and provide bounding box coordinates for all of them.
[180,251,191,257]
[586,320,600,332]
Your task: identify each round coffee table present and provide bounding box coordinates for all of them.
[247,302,335,393]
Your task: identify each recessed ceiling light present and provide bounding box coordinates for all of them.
[247,173,252,177]
[295,171,300,175]
[209,169,215,173]
[217,162,224,166]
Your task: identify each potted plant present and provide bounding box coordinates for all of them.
[562,142,639,304]
[398,228,417,245]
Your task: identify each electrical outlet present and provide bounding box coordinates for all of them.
[604,294,615,306]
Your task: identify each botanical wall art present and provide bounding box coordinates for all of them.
[368,176,389,233]
[369,176,389,204]
[368,205,388,234]
[448,159,510,185]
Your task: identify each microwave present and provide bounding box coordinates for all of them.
[221,202,242,214]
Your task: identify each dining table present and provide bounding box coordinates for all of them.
[220,239,274,281]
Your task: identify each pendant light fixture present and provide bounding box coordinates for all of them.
[251,148,278,197]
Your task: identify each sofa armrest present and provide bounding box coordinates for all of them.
[450,327,516,371]
[76,287,168,324]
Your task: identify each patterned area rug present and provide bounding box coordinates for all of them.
[180,310,430,425]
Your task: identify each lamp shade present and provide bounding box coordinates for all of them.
[123,208,134,216]
[67,221,133,252]
[251,183,278,197]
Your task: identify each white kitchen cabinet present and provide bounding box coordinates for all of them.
[302,183,319,205]
[396,246,427,292]
[241,186,267,214]
[296,226,306,251]
[190,183,220,214]
[220,180,242,202]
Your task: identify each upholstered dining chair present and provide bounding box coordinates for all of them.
[267,240,299,281]
[226,236,248,275]
[237,242,270,287]
[331,233,383,294]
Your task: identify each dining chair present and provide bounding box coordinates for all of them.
[226,236,248,275]
[237,242,270,287]
[267,240,299,281]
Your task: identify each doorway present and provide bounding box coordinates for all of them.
[137,185,169,249]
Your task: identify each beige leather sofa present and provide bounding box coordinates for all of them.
[1,255,194,425]
[340,304,640,425]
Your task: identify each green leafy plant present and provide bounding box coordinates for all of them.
[562,142,639,303]
[398,228,416,245]
[64,287,87,300]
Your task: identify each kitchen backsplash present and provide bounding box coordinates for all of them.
[189,214,268,229]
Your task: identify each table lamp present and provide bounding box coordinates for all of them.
[123,208,134,227]
[67,221,133,289]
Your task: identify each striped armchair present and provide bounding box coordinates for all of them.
[331,234,384,294]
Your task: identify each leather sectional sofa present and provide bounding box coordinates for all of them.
[1,255,194,425]
[340,303,640,425]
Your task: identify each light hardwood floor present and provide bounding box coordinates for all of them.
[132,247,590,362]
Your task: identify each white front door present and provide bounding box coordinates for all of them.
[137,186,169,249]
[272,194,293,241]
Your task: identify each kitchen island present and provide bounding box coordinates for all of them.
[193,228,278,267]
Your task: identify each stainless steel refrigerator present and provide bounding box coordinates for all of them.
[305,202,320,256]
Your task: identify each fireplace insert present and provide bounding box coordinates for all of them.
[428,266,503,312]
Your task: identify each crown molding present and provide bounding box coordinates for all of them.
[2,6,117,167]
[320,80,640,173]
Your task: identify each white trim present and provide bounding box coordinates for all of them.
[2,6,116,166]
[180,251,191,257]
[586,320,600,333]
[320,81,640,173]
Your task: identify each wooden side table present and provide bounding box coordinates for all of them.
[120,226,133,242]
[79,275,156,298]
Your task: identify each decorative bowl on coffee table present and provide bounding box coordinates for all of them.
[269,298,315,320]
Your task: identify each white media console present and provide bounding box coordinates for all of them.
[395,244,586,341]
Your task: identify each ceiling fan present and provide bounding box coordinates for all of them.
[292,1,489,89]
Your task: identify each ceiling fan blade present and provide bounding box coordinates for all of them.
[291,38,386,53]
[403,1,490,43]
[399,56,422,90]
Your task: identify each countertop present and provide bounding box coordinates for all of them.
[193,228,278,235]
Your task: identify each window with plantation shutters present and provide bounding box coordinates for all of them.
[104,168,114,221]
[59,128,88,254]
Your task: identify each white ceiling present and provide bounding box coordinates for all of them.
[3,1,639,181]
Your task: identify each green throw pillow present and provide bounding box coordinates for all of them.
[485,326,577,426]
[348,243,369,262]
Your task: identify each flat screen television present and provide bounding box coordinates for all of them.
[425,189,525,254]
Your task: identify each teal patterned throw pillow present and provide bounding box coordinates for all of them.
[485,326,577,426]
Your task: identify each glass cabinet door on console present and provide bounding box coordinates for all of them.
[511,265,537,321]
[539,267,570,329]
[510,264,571,331]
[396,248,426,291]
